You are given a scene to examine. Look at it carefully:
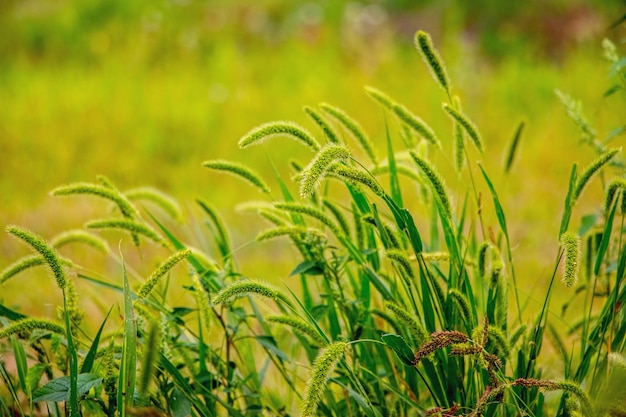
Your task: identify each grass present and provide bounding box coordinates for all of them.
[1,24,625,415]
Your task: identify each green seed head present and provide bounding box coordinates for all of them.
[212,279,293,308]
[442,103,484,154]
[559,231,581,288]
[301,342,347,417]
[202,160,271,194]
[409,151,453,221]
[299,145,351,198]
[414,30,451,95]
[6,225,67,290]
[137,249,192,300]
[320,102,377,165]
[238,121,321,151]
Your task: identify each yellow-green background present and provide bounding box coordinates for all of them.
[1,0,624,324]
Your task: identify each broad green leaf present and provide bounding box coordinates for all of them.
[33,374,102,403]
[171,387,192,417]
[381,334,415,366]
[290,260,324,276]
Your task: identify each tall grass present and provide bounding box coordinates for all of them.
[1,31,625,416]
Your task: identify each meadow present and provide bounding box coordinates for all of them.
[1,1,625,416]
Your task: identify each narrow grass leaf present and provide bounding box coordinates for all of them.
[118,256,137,415]
[559,164,578,236]
[80,308,111,374]
[594,198,618,276]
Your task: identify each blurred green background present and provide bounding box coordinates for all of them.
[1,0,625,316]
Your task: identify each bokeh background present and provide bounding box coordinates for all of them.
[1,0,625,320]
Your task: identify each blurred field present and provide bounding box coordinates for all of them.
[1,0,625,321]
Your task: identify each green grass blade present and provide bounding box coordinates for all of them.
[80,308,112,374]
[385,121,403,208]
[504,120,525,174]
[559,164,578,236]
[118,256,137,415]
[593,198,618,276]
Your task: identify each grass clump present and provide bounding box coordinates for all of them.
[1,29,624,417]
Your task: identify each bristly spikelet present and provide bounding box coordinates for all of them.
[85,218,167,247]
[256,225,326,244]
[125,187,183,221]
[559,231,581,288]
[573,148,620,202]
[238,121,321,151]
[477,241,490,279]
[299,145,351,198]
[137,250,192,300]
[605,178,626,215]
[442,103,484,154]
[555,90,598,145]
[328,165,385,197]
[267,315,328,347]
[51,182,139,219]
[555,380,592,416]
[365,86,440,147]
[409,151,453,220]
[387,249,415,281]
[303,106,341,145]
[301,342,347,417]
[320,103,378,165]
[1,255,73,284]
[414,31,451,95]
[0,318,65,339]
[202,160,271,194]
[448,289,472,325]
[385,301,429,346]
[51,230,109,252]
[322,199,351,238]
[274,202,343,237]
[6,225,67,290]
[486,325,510,358]
[452,96,465,172]
[212,279,293,308]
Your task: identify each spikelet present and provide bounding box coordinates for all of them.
[604,178,626,215]
[414,31,451,95]
[387,249,415,281]
[452,96,465,172]
[322,199,351,238]
[274,202,343,237]
[212,279,293,308]
[125,187,182,221]
[573,148,621,202]
[303,106,340,144]
[554,380,592,416]
[51,182,139,219]
[299,144,351,198]
[51,230,109,252]
[559,231,581,288]
[256,226,326,244]
[412,331,469,365]
[238,121,320,151]
[365,86,440,147]
[1,255,73,284]
[555,89,598,145]
[138,319,161,397]
[267,315,327,347]
[328,165,385,197]
[320,103,377,165]
[409,151,453,220]
[0,318,65,339]
[421,251,450,263]
[85,218,167,247]
[6,225,67,290]
[448,289,472,325]
[385,301,429,346]
[202,160,270,194]
[137,250,192,300]
[301,342,347,417]
[486,325,510,358]
[442,103,484,154]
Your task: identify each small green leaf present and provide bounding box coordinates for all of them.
[381,334,415,366]
[171,387,192,417]
[33,373,102,403]
[290,260,325,276]
[577,214,598,237]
